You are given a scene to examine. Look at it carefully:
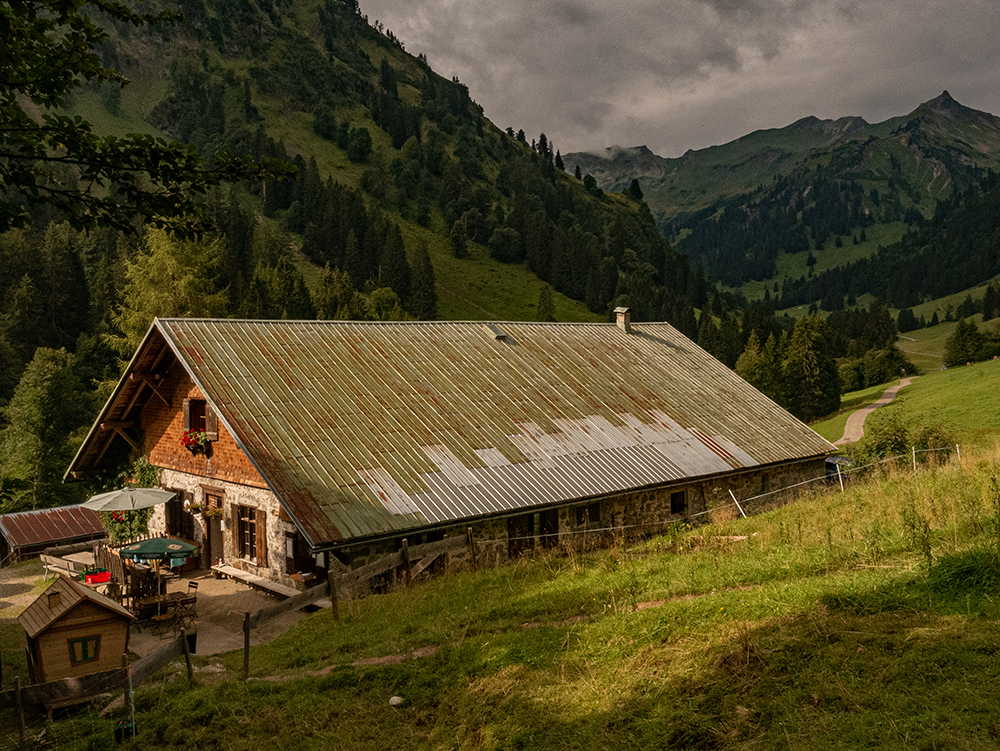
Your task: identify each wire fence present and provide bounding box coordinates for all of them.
[499,445,962,545]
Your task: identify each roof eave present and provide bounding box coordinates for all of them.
[64,321,167,481]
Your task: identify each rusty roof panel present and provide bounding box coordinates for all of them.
[75,319,834,547]
[0,505,105,551]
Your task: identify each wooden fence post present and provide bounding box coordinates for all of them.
[180,629,194,683]
[467,528,477,568]
[837,463,844,493]
[121,654,129,708]
[15,677,25,746]
[401,539,411,586]
[243,612,250,680]
[328,572,340,621]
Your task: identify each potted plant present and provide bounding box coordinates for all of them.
[181,428,210,455]
[203,506,224,519]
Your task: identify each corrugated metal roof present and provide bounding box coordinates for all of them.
[0,505,105,550]
[87,318,842,548]
[18,574,133,639]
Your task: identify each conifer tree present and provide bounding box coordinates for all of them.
[784,315,840,421]
[536,284,555,322]
[344,229,365,290]
[107,227,229,361]
[450,220,468,258]
[409,242,438,320]
[944,318,984,366]
[379,223,411,301]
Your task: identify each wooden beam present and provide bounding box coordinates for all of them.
[110,426,138,452]
[130,373,170,407]
[99,421,136,430]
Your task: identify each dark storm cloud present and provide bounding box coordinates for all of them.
[361,0,1000,157]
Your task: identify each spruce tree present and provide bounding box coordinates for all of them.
[536,284,555,322]
[944,318,984,366]
[450,220,468,258]
[784,315,840,421]
[379,223,411,301]
[409,242,438,320]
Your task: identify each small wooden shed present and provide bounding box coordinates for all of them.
[18,574,134,685]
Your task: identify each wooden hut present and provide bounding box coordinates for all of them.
[18,574,134,685]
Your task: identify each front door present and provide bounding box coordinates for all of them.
[206,518,224,567]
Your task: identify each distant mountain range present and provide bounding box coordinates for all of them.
[565,93,1000,292]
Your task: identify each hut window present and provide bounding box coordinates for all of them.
[68,635,101,666]
[671,491,686,514]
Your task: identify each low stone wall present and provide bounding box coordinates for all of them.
[155,456,827,587]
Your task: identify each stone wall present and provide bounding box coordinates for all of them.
[152,470,297,587]
[150,457,825,590]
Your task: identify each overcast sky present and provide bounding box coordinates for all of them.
[360,0,1000,158]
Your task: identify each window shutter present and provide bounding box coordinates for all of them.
[255,508,267,566]
[232,505,239,557]
[182,398,191,431]
[205,405,219,441]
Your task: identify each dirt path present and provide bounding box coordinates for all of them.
[834,377,917,446]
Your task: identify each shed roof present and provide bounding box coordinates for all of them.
[0,505,105,552]
[18,574,134,639]
[68,318,835,548]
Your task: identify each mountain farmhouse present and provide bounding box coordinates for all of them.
[65,311,834,588]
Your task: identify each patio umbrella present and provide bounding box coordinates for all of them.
[119,537,198,561]
[83,487,176,512]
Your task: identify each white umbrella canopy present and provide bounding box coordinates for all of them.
[82,487,176,512]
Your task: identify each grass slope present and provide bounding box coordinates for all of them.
[810,357,1000,447]
[7,443,1000,750]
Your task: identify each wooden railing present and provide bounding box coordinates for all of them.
[250,529,477,628]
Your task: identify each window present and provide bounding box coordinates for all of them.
[234,504,267,565]
[671,491,686,514]
[69,635,101,666]
[575,502,601,526]
[205,491,223,513]
[183,398,219,440]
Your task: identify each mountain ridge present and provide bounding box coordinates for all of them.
[565,92,1000,294]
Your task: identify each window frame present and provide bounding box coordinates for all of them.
[68,634,101,666]
[233,503,267,565]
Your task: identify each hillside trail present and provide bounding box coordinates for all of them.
[834,376,917,446]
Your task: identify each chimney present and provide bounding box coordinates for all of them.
[48,591,61,609]
[614,306,631,334]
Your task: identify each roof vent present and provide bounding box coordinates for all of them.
[485,323,509,341]
[614,307,632,334]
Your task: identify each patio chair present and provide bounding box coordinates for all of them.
[176,581,198,628]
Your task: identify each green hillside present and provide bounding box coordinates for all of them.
[59,0,690,327]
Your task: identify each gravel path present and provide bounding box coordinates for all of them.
[834,377,917,446]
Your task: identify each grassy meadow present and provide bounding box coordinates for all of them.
[11,446,996,751]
